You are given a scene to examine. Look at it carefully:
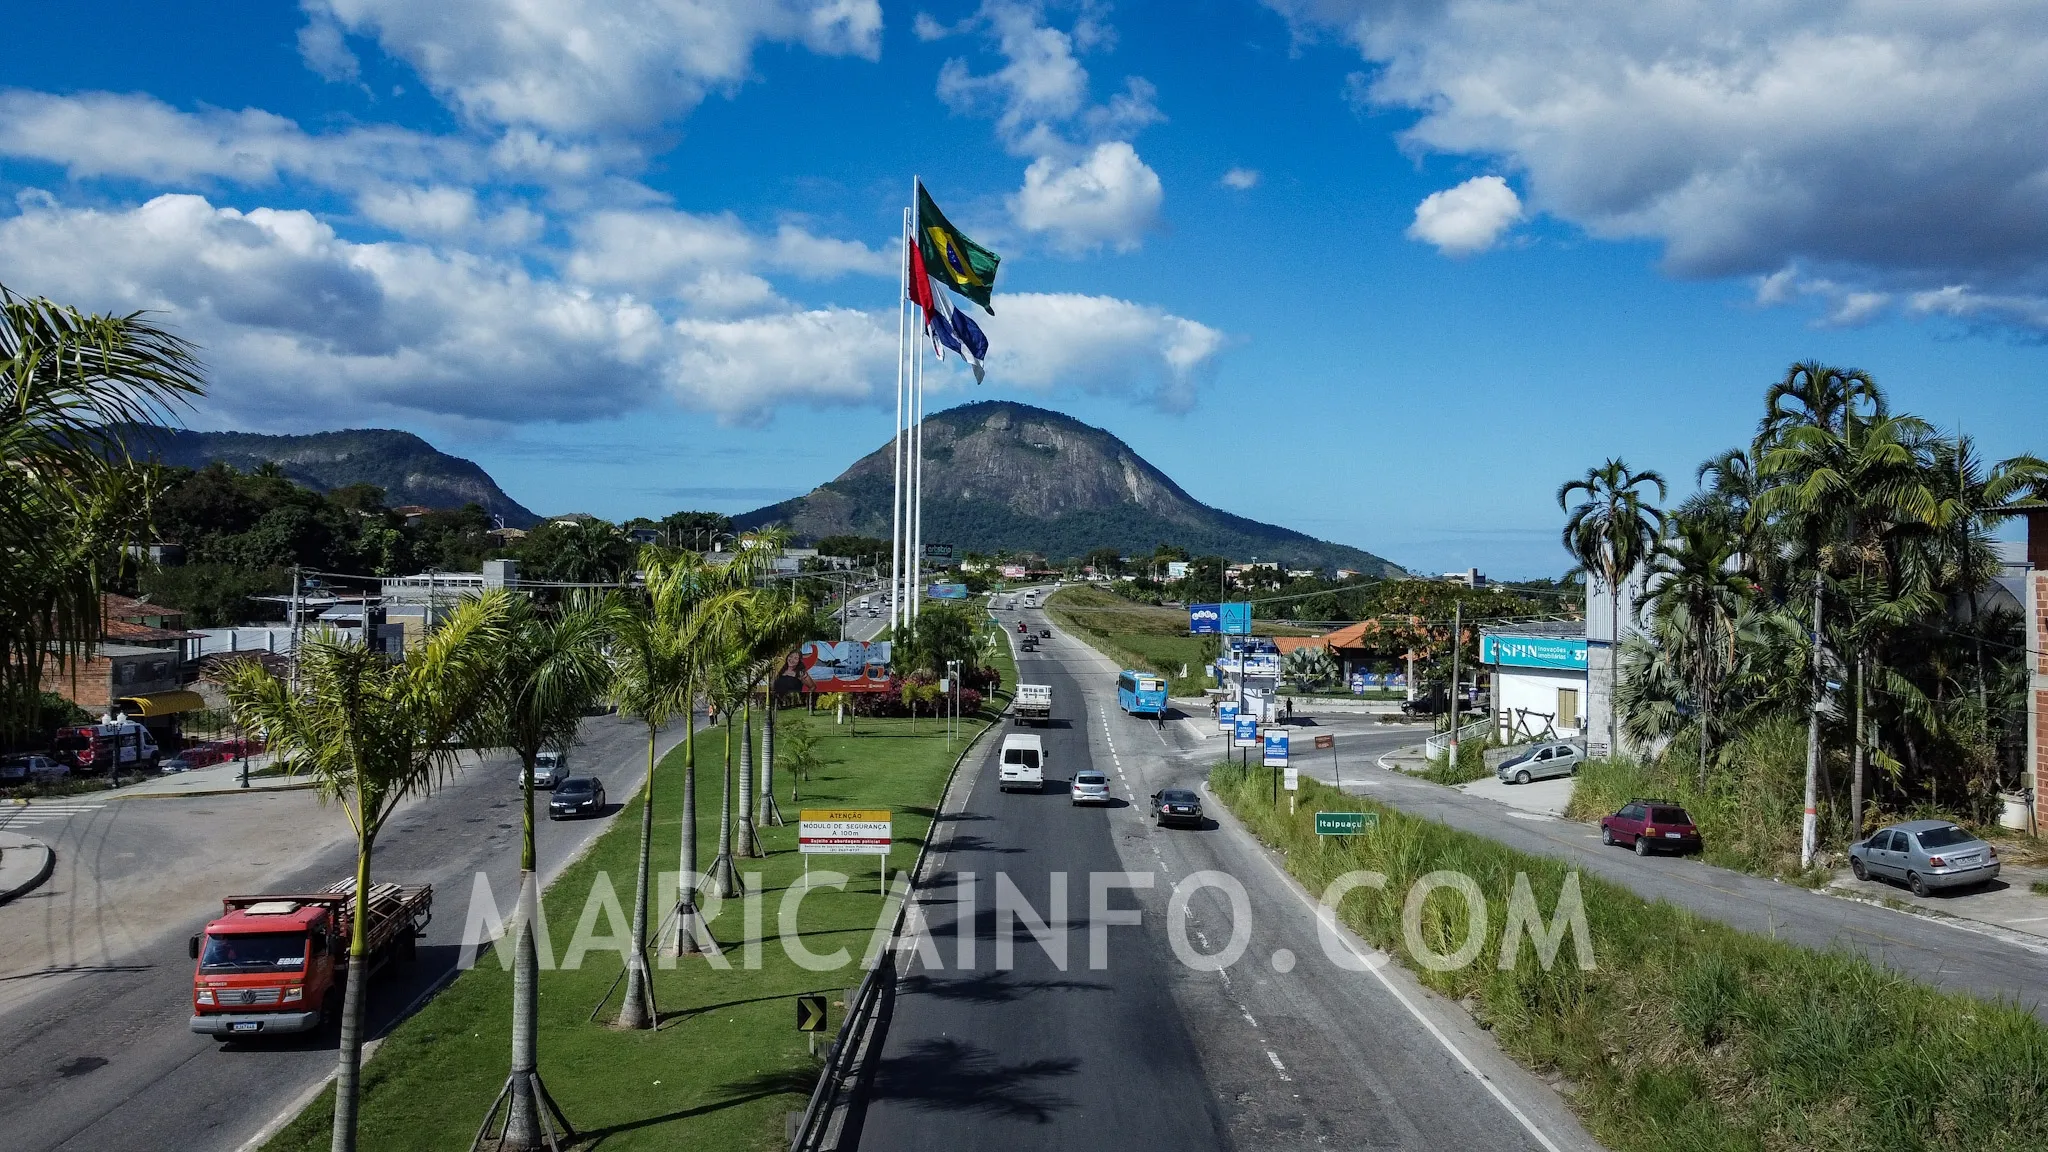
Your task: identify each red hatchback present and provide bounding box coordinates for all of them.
[1601,799,1701,856]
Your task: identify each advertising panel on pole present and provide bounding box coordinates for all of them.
[1189,603,1221,634]
[1283,767,1299,791]
[1263,731,1289,767]
[798,640,896,693]
[798,809,893,855]
[1479,633,1589,671]
[1233,716,1260,747]
[922,544,957,563]
[1217,700,1239,731]
[928,583,969,600]
[1219,602,1253,636]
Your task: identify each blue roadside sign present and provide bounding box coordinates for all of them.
[1233,715,1259,747]
[1218,700,1239,731]
[1219,602,1253,636]
[1262,731,1288,767]
[1189,603,1221,634]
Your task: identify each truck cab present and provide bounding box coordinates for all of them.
[998,734,1046,793]
[189,899,339,1036]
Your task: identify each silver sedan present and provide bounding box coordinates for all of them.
[1849,819,2000,896]
[1495,741,1584,785]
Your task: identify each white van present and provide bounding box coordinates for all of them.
[998,734,1045,793]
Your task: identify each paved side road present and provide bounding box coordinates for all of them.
[1290,752,2048,1021]
[0,712,683,1152]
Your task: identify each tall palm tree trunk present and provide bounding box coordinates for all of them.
[1850,655,1867,841]
[672,697,701,956]
[1801,574,1823,869]
[760,699,783,826]
[616,728,657,1029]
[712,714,738,897]
[331,839,375,1152]
[501,760,545,1147]
[736,693,760,857]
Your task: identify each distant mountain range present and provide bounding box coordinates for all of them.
[736,400,1405,574]
[125,427,541,528]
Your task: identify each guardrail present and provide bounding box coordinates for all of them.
[1423,717,1491,762]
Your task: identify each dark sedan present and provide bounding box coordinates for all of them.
[1150,788,1204,828]
[548,776,606,820]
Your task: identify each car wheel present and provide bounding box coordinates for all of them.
[1634,834,1652,857]
[1601,826,1615,846]
[1907,871,1928,897]
[1850,857,1868,881]
[1514,770,1531,785]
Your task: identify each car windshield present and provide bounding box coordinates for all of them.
[201,932,306,971]
[556,779,594,795]
[1650,807,1691,824]
[1914,826,1974,849]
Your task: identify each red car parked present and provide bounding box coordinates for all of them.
[1600,799,1701,856]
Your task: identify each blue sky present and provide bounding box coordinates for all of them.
[5,1,2048,577]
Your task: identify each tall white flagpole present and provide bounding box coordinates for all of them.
[912,331,926,622]
[890,204,909,630]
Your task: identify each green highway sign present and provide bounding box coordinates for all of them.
[1315,811,1378,836]
[797,994,828,1033]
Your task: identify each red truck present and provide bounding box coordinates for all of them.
[188,878,432,1037]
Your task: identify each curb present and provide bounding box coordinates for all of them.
[0,838,57,905]
[110,782,321,800]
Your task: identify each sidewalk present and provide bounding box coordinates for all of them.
[0,829,55,903]
[108,753,313,798]
[1826,862,2048,942]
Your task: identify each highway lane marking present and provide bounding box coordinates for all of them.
[1265,1049,1292,1080]
[1213,783,1570,1152]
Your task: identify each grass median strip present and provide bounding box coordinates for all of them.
[1209,765,2048,1152]
[262,688,1007,1152]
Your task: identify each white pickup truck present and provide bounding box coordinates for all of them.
[998,734,1045,793]
[1013,683,1053,726]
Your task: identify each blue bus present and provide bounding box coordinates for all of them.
[1117,670,1168,717]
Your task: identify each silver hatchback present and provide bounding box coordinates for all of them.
[1495,742,1584,785]
[1849,819,2000,896]
[1070,771,1111,806]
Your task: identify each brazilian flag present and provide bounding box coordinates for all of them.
[917,182,1001,315]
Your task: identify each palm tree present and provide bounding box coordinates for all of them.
[1639,516,1752,786]
[470,595,618,1150]
[1756,384,1935,864]
[221,593,508,1152]
[607,556,699,1028]
[1557,459,1667,755]
[731,593,812,858]
[0,286,203,736]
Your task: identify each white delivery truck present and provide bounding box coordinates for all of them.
[1013,683,1053,727]
[998,733,1045,793]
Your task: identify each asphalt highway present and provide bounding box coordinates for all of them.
[0,712,683,1152]
[851,594,1600,1151]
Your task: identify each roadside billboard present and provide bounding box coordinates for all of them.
[1263,730,1289,767]
[1233,716,1260,747]
[1219,602,1253,635]
[797,640,896,693]
[1189,603,1220,634]
[928,583,969,600]
[1479,633,1588,671]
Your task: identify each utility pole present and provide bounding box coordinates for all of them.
[1446,601,1463,771]
[289,565,303,693]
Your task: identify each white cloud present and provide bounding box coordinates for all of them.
[563,208,888,303]
[978,292,1226,412]
[1407,175,1522,256]
[1270,0,2048,326]
[669,308,896,420]
[297,13,361,83]
[1012,142,1163,254]
[0,193,671,427]
[308,0,883,134]
[0,89,473,190]
[1221,167,1260,190]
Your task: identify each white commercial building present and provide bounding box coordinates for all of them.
[1481,623,1589,745]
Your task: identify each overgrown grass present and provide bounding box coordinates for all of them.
[1044,586,1221,696]
[1209,766,2048,1152]
[263,641,1016,1152]
[1412,735,1491,786]
[1567,716,1814,879]
[2032,880,2048,898]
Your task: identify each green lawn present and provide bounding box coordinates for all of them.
[264,642,1013,1152]
[1209,766,2048,1152]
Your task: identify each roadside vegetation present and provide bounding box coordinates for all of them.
[1567,362,2045,868]
[1210,767,2048,1152]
